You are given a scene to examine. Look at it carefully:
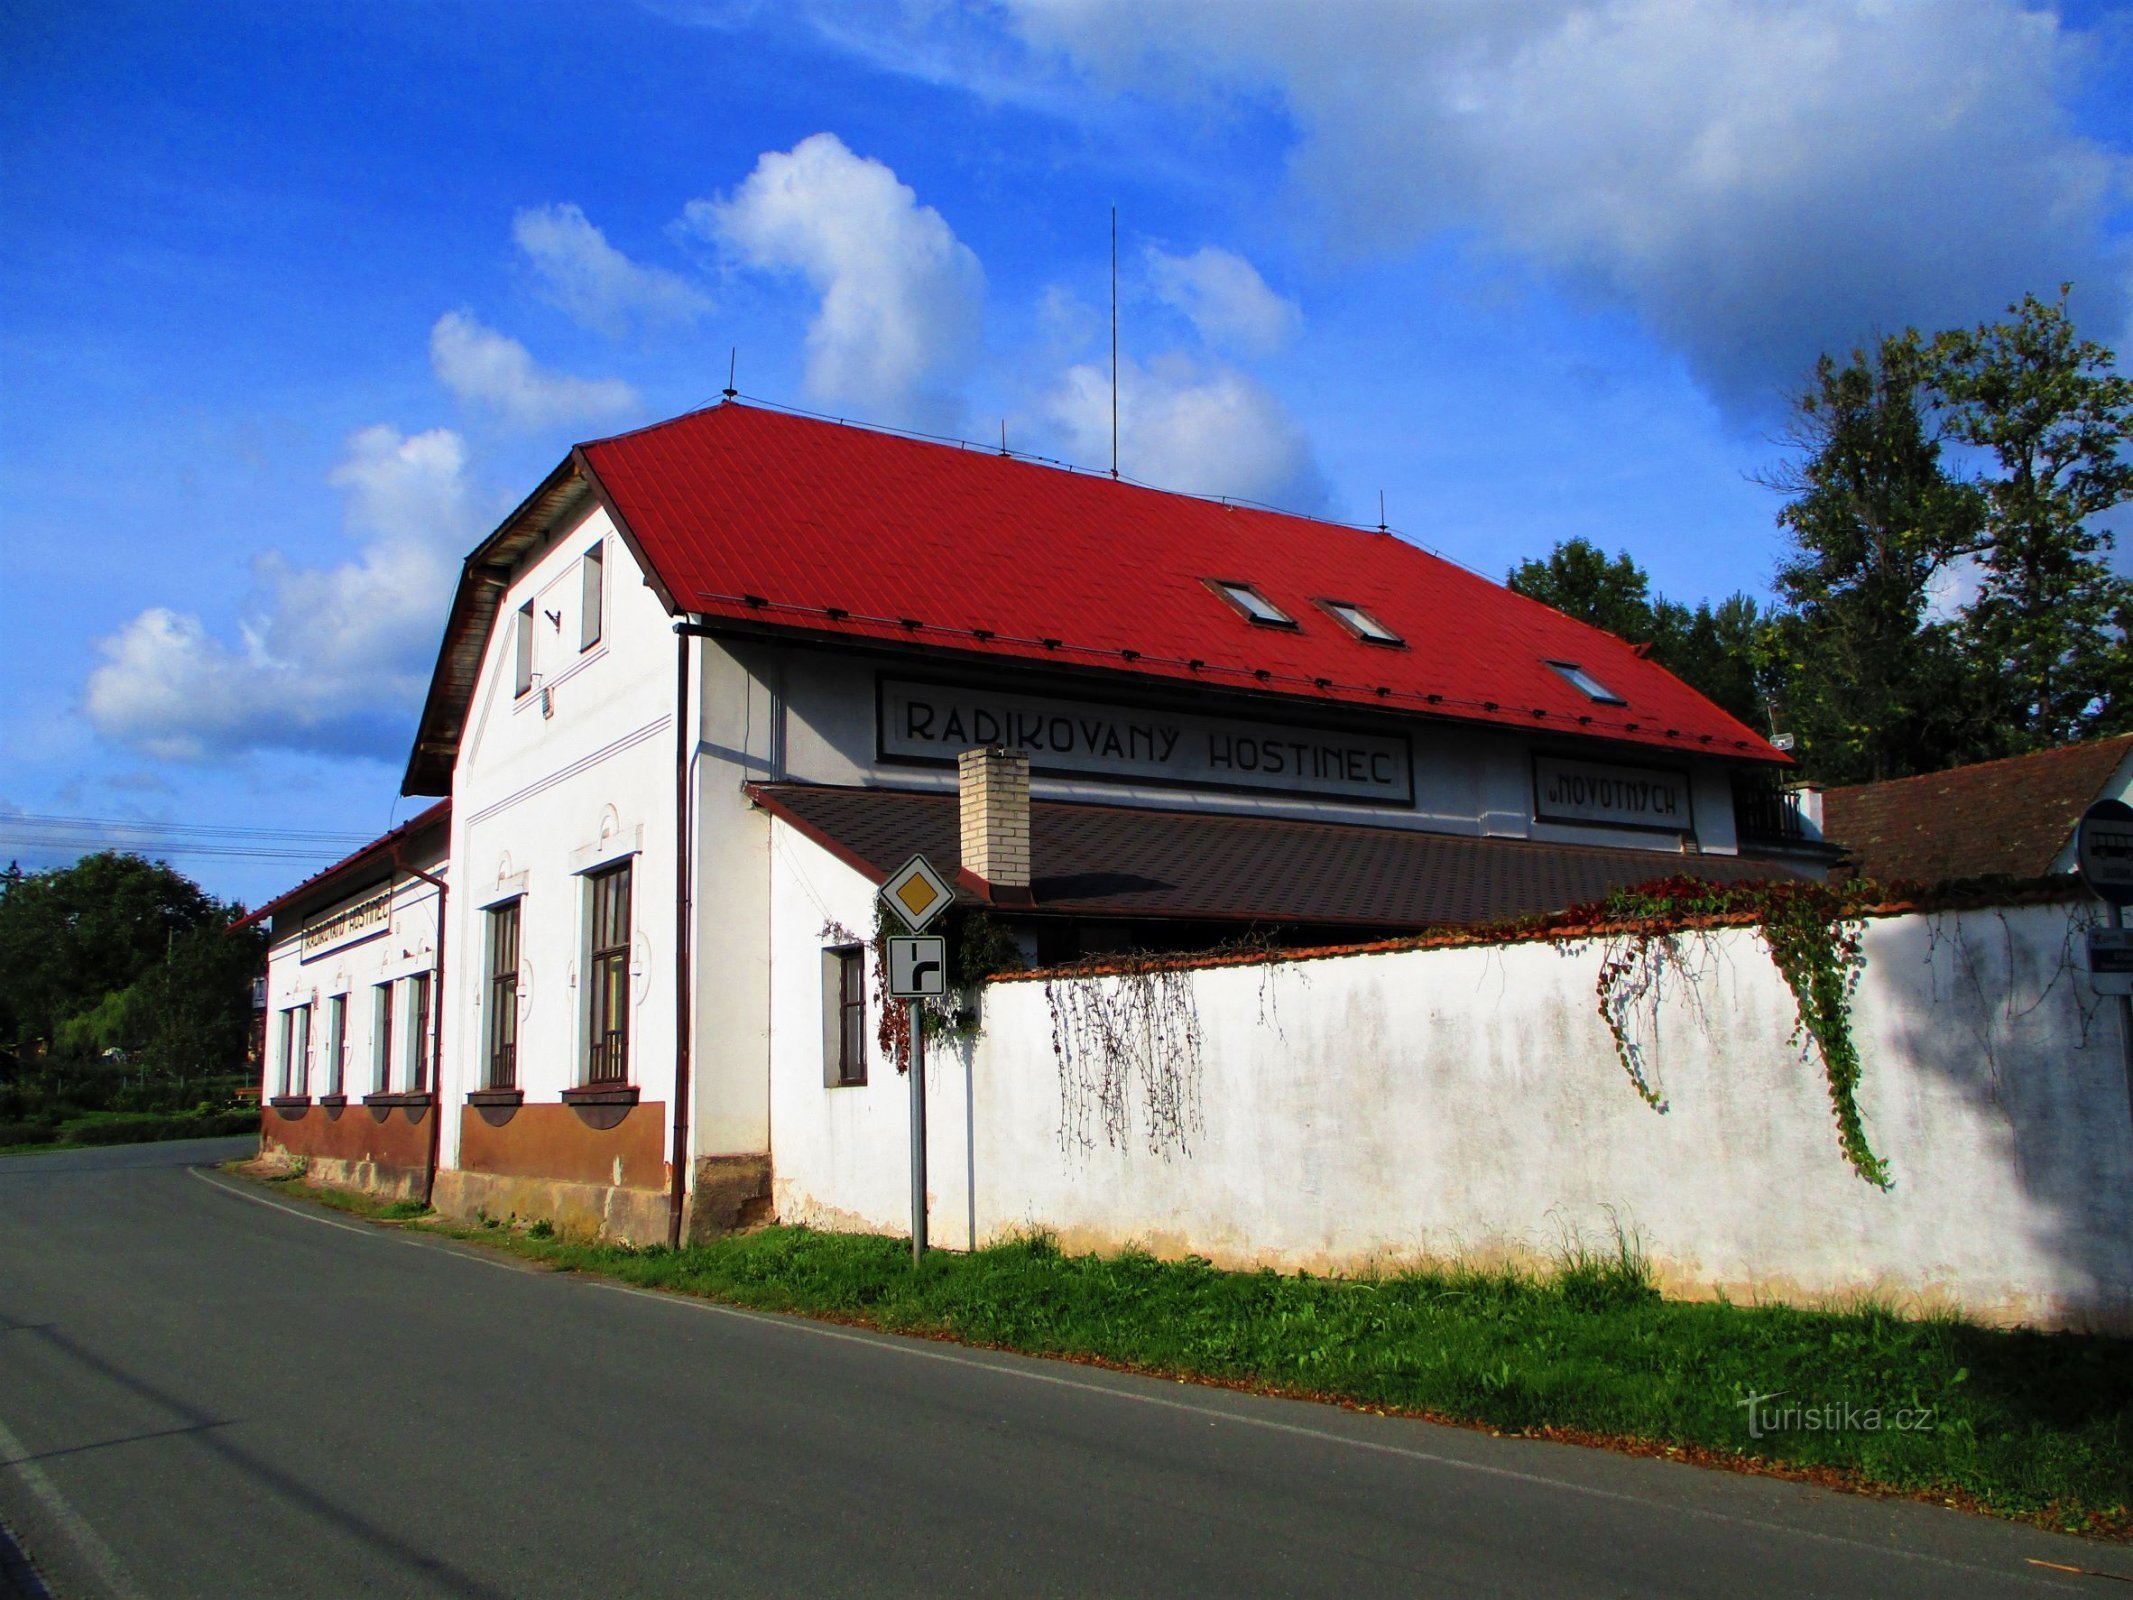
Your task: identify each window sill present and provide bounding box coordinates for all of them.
[317,1094,347,1108]
[268,1095,311,1115]
[465,1088,524,1108]
[363,1091,434,1109]
[560,1084,638,1107]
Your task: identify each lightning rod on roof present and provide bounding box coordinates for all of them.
[1110,204,1119,481]
[1378,490,1388,534]
[723,349,737,401]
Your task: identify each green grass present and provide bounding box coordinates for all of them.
[0,1108,259,1156]
[247,1176,2133,1538]
[252,1168,430,1221]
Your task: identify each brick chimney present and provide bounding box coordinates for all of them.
[958,745,1031,904]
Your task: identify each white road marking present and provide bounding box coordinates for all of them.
[186,1165,2085,1592]
[184,1166,375,1235]
[581,1279,2084,1591]
[0,1409,147,1600]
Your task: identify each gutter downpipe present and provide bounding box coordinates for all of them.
[669,622,695,1248]
[396,851,448,1206]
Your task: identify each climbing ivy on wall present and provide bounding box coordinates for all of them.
[869,903,1024,1072]
[1582,878,1885,1186]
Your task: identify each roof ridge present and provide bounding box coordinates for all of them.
[1826,731,2133,796]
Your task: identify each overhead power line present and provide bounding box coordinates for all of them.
[0,813,374,845]
[0,812,378,868]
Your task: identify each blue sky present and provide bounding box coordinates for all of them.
[4,0,2130,905]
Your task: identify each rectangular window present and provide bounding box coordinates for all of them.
[586,863,632,1083]
[325,994,347,1097]
[821,946,867,1087]
[514,600,535,696]
[1209,579,1296,627]
[279,1006,310,1097]
[1317,599,1403,646]
[372,982,394,1094]
[487,901,521,1090]
[406,972,432,1094]
[1546,660,1627,705]
[580,544,604,652]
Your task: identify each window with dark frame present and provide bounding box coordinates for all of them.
[580,544,604,652]
[487,900,520,1090]
[514,600,535,696]
[586,862,632,1084]
[1546,660,1627,705]
[407,972,432,1093]
[1208,579,1297,627]
[326,993,347,1097]
[373,981,394,1093]
[280,1006,310,1097]
[823,946,867,1086]
[1317,599,1404,646]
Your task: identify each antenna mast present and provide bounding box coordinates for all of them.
[1110,205,1119,480]
[722,348,737,401]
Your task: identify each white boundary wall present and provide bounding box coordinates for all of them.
[768,818,2132,1331]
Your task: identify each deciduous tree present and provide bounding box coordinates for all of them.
[1929,288,2133,748]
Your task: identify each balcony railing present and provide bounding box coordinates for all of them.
[1732,773,1807,845]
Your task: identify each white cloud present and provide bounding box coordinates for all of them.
[85,425,482,762]
[1009,0,2126,407]
[512,202,710,336]
[1145,245,1300,356]
[1042,353,1327,513]
[683,131,985,431]
[429,311,639,429]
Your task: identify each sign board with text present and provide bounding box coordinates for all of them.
[2087,926,2133,996]
[879,677,1413,806]
[2076,799,2133,908]
[1532,755,1693,834]
[299,887,393,962]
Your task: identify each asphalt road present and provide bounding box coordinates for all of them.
[0,1140,2125,1599]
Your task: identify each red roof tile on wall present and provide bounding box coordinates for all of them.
[578,404,1782,764]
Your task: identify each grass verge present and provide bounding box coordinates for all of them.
[248,1166,430,1221]
[1,1109,259,1156]
[234,1170,2133,1540]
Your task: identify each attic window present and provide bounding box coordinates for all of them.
[1317,599,1402,646]
[514,602,535,697]
[1548,660,1625,705]
[1209,580,1295,628]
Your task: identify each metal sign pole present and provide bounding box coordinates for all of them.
[909,997,928,1262]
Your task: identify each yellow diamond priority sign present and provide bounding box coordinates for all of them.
[881,853,953,932]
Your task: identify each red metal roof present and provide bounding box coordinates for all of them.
[578,403,1783,764]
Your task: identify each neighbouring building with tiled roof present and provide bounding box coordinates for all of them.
[1822,734,2133,886]
[251,399,1831,1241]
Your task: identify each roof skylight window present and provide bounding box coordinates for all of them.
[1317,600,1403,646]
[1547,661,1626,704]
[1209,580,1296,628]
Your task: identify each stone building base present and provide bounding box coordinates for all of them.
[429,1153,773,1247]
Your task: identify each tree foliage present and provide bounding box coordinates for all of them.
[1929,288,2133,749]
[1506,539,1767,728]
[0,853,262,1098]
[1758,333,1990,782]
[1511,290,2133,786]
